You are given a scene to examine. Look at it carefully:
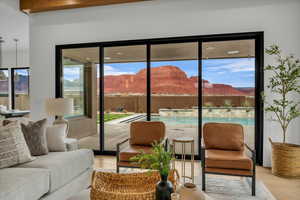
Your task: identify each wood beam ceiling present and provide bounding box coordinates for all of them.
[20,0,147,14]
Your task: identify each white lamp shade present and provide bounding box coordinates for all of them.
[45,98,74,116]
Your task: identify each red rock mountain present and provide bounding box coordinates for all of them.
[103,65,253,96]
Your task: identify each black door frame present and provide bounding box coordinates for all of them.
[55,31,264,165]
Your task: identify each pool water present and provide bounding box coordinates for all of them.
[151,116,254,126]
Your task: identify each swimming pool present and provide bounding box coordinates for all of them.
[151,116,254,126]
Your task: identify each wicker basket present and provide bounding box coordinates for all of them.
[90,170,179,200]
[270,138,300,177]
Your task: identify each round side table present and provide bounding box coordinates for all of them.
[172,137,195,184]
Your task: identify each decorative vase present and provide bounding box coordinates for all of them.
[177,183,207,200]
[156,173,174,200]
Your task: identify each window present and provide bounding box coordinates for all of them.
[12,68,30,110]
[0,69,9,109]
[62,47,99,118]
[63,63,85,116]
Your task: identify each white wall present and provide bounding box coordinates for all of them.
[29,0,300,166]
[0,0,29,68]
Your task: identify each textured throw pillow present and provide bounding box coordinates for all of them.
[21,119,49,156]
[0,123,34,169]
[46,124,67,152]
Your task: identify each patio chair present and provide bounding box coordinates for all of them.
[116,121,168,173]
[201,122,256,196]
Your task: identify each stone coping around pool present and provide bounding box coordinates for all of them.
[160,107,254,118]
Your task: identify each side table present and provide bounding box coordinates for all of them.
[172,137,195,184]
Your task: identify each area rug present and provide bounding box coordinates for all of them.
[119,169,276,200]
[87,169,275,200]
[196,175,276,200]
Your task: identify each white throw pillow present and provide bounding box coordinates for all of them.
[46,124,67,152]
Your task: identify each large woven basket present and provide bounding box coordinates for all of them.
[90,170,179,200]
[270,138,300,177]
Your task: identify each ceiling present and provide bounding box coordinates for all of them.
[20,0,148,13]
[62,39,255,64]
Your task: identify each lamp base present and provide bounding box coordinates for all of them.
[53,116,69,137]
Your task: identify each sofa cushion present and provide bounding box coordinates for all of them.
[17,149,94,192]
[203,123,244,151]
[130,121,165,146]
[119,145,153,162]
[205,149,253,170]
[0,168,49,200]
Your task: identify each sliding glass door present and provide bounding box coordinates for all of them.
[150,42,199,154]
[202,40,256,149]
[61,47,99,150]
[56,32,263,163]
[103,45,147,151]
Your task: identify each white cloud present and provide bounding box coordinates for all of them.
[63,66,82,80]
[104,65,134,76]
[209,59,255,73]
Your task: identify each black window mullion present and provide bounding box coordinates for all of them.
[198,41,203,158]
[146,43,151,121]
[11,69,15,109]
[99,46,104,152]
[255,34,264,165]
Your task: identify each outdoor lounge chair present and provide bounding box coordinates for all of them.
[116,121,168,173]
[201,122,256,196]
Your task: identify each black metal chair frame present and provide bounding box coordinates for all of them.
[201,144,256,196]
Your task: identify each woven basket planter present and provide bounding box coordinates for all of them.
[270,138,300,177]
[90,170,179,200]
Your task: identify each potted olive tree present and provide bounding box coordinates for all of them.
[264,45,300,177]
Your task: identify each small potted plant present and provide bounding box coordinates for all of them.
[242,100,252,113]
[264,45,300,177]
[204,102,213,112]
[224,99,232,112]
[131,142,174,200]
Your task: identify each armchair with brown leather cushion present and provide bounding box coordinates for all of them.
[116,121,167,172]
[201,122,256,196]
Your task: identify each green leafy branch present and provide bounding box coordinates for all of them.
[264,45,300,143]
[130,142,173,176]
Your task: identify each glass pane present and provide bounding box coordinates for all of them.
[202,40,255,149]
[13,69,30,111]
[63,63,85,116]
[62,47,99,150]
[0,69,9,112]
[151,42,199,155]
[104,45,147,151]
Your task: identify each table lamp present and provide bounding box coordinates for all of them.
[45,98,73,136]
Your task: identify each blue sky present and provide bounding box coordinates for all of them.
[64,58,255,87]
[0,69,28,78]
[15,69,29,76]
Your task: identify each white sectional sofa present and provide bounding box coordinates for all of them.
[0,146,94,200]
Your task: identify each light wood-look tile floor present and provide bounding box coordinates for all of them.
[94,156,300,200]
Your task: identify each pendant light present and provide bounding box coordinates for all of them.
[14,38,19,82]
